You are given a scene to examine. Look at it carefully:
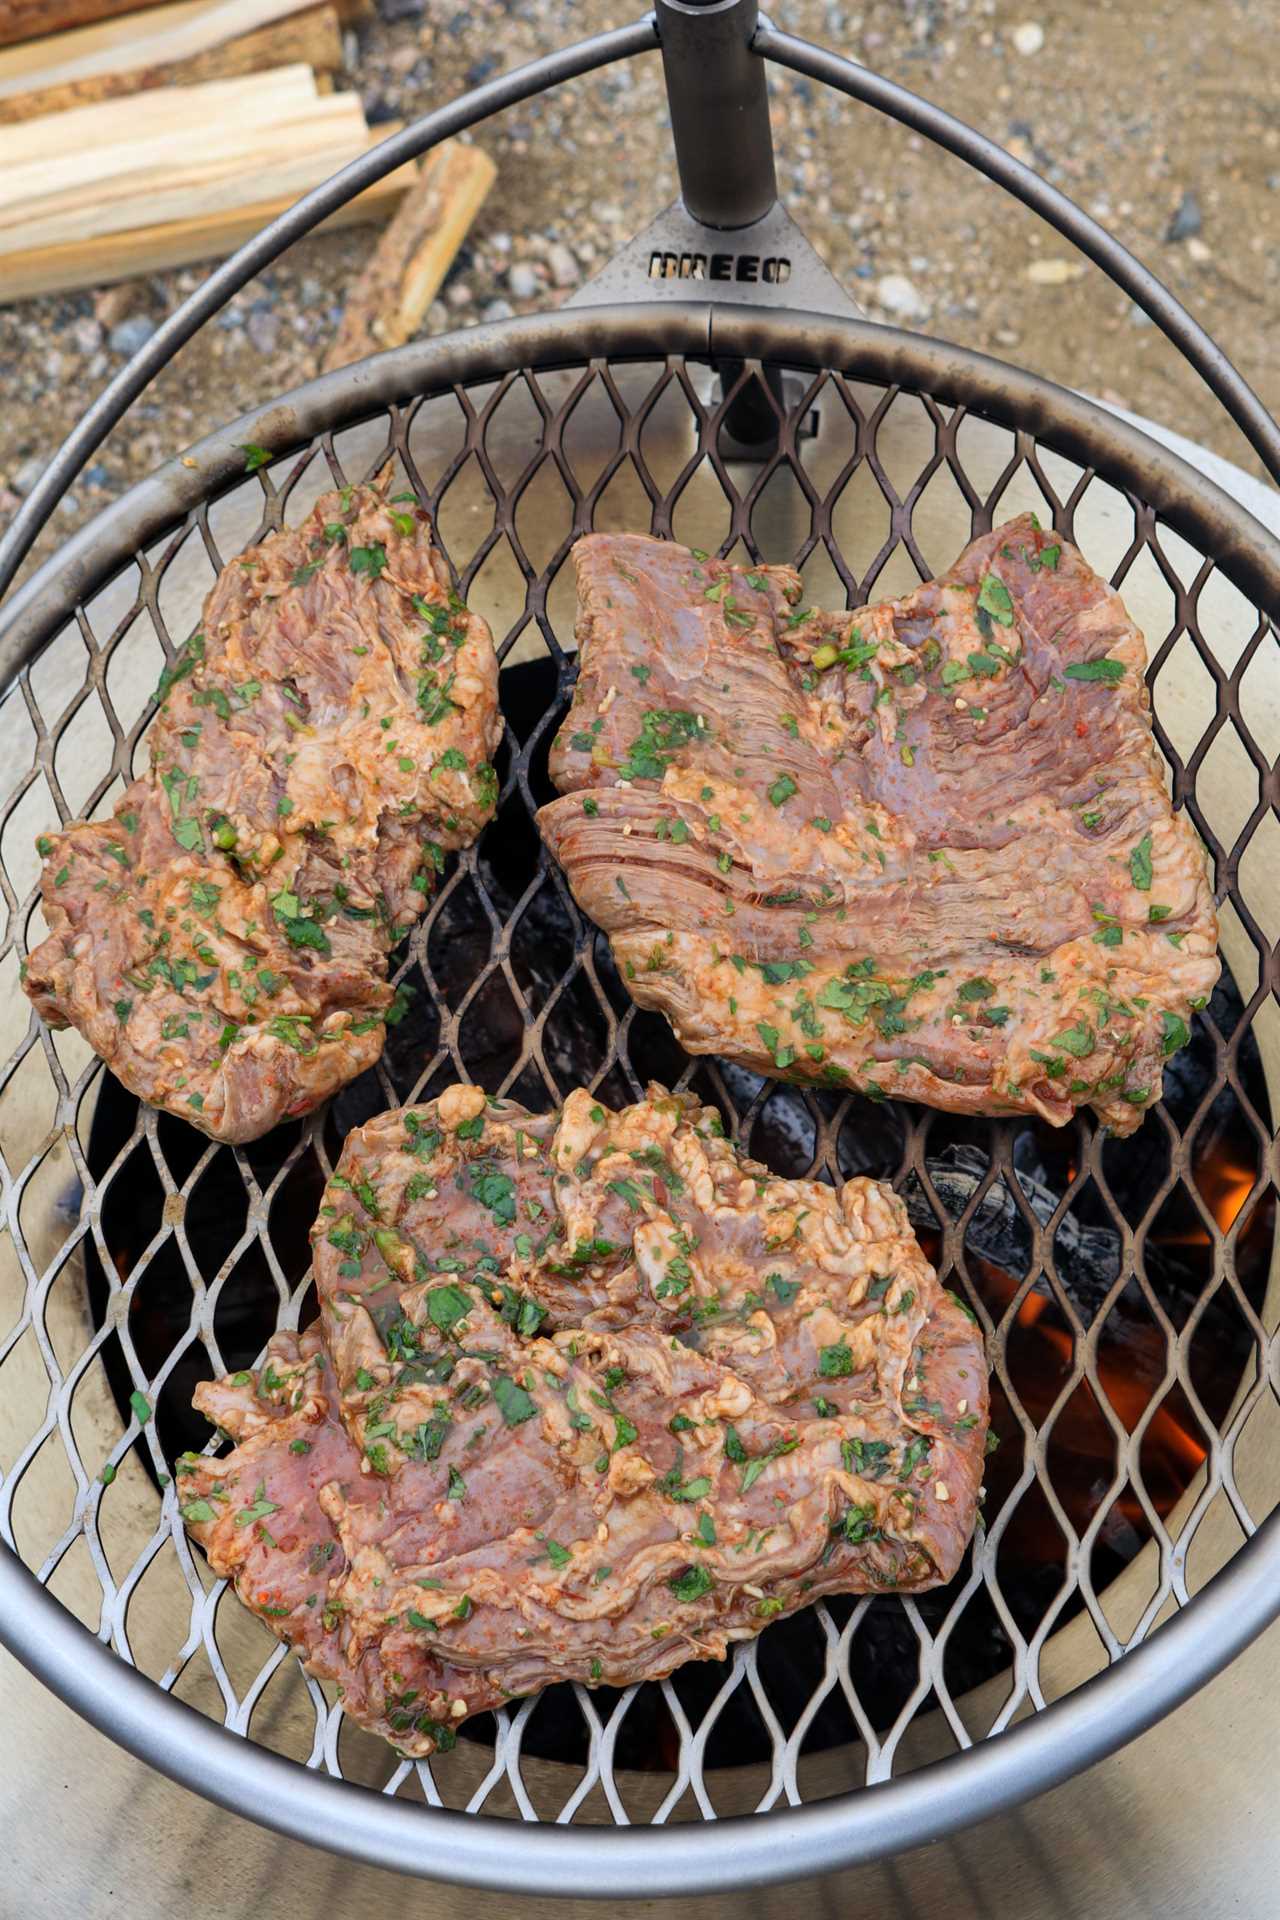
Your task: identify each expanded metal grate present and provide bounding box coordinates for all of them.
[1,319,1279,1861]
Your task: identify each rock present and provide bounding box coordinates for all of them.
[1011,21,1044,54]
[84,463,110,488]
[481,298,514,322]
[507,261,539,300]
[446,282,472,308]
[71,318,103,356]
[0,487,20,518]
[873,273,930,320]
[377,0,424,20]
[1024,257,1085,285]
[247,308,281,355]
[547,242,580,288]
[12,454,43,495]
[1165,190,1202,244]
[1186,237,1212,264]
[108,316,158,356]
[93,283,140,329]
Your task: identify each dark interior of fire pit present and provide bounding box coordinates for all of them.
[82,657,1273,1771]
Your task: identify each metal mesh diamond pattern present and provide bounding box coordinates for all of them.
[1,348,1277,1825]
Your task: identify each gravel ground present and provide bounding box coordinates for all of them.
[1,0,1277,588]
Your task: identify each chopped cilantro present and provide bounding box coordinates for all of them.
[1064,658,1126,683]
[669,1564,713,1603]
[1160,1010,1190,1056]
[1129,834,1153,891]
[977,574,1014,626]
[1051,1022,1096,1058]
[492,1374,538,1427]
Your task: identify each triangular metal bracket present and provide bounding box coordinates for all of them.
[566,198,861,320]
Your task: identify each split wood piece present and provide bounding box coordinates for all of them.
[0,0,365,47]
[0,123,412,299]
[0,54,318,163]
[322,138,497,371]
[0,0,325,97]
[0,1,171,52]
[0,1,342,123]
[0,69,377,252]
[0,0,210,87]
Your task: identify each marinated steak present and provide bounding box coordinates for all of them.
[179,1082,988,1755]
[24,479,500,1142]
[538,518,1220,1135]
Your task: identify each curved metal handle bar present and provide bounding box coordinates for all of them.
[0,14,660,606]
[755,21,1280,489]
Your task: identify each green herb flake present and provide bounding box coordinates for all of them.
[1064,658,1126,684]
[492,1374,538,1427]
[977,573,1015,626]
[426,1283,472,1336]
[957,976,995,1003]
[235,1480,281,1526]
[1160,1010,1190,1056]
[669,1563,713,1603]
[1129,834,1153,891]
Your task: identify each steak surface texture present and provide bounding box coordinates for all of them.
[537,517,1220,1136]
[179,1082,988,1756]
[24,479,500,1142]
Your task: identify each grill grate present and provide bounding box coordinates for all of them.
[1,334,1278,1835]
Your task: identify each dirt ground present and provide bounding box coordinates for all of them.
[1,0,1277,590]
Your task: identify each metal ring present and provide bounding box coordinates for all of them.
[2,306,1278,1894]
